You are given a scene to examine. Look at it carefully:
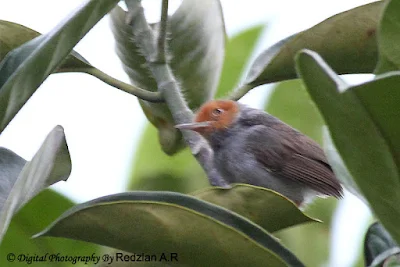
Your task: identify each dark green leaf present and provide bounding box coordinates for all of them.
[244,1,382,87]
[0,20,92,75]
[0,148,26,210]
[296,50,400,244]
[322,128,366,202]
[215,25,264,98]
[364,222,400,267]
[36,191,305,267]
[0,20,40,60]
[375,0,400,74]
[0,126,71,243]
[266,79,324,144]
[0,0,119,133]
[192,184,317,233]
[0,189,99,267]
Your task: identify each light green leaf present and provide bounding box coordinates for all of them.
[192,184,317,233]
[375,0,400,74]
[216,25,264,98]
[0,189,99,267]
[244,1,382,88]
[0,126,71,243]
[296,49,400,244]
[35,191,305,267]
[0,0,119,133]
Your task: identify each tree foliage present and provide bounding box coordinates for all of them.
[0,0,399,266]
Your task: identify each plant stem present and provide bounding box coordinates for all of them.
[156,0,169,63]
[68,67,164,103]
[125,0,229,187]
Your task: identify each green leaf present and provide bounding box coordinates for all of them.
[215,25,264,98]
[129,124,208,193]
[0,20,40,60]
[364,222,400,267]
[375,0,400,74]
[323,128,366,202]
[110,1,225,155]
[36,191,305,267]
[296,50,400,244]
[266,79,324,144]
[0,0,119,133]
[0,189,100,267]
[192,184,317,233]
[244,1,382,87]
[0,126,71,243]
[0,20,92,75]
[110,1,225,107]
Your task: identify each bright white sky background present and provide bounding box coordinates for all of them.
[0,0,377,266]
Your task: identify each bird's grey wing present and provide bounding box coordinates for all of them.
[246,125,343,197]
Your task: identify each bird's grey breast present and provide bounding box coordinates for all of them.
[213,125,274,183]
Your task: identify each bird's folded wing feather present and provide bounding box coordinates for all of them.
[245,123,343,198]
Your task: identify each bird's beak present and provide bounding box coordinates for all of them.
[175,121,212,132]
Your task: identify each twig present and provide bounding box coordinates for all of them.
[69,67,164,103]
[125,0,229,187]
[156,0,169,63]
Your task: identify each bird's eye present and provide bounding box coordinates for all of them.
[212,108,223,116]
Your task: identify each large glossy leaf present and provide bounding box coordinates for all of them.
[0,0,119,133]
[215,25,264,98]
[0,20,93,76]
[0,126,71,243]
[36,191,305,267]
[192,184,317,233]
[364,222,400,267]
[110,0,225,154]
[0,189,100,267]
[323,128,366,202]
[266,79,324,144]
[375,0,400,74]
[0,148,26,209]
[243,1,382,88]
[296,50,400,244]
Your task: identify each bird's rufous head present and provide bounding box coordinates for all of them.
[175,100,239,135]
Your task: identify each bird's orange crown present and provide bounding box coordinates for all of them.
[194,100,239,131]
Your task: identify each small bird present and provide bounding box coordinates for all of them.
[176,100,343,206]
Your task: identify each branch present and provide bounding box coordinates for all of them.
[156,0,169,63]
[72,68,164,103]
[125,0,229,187]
